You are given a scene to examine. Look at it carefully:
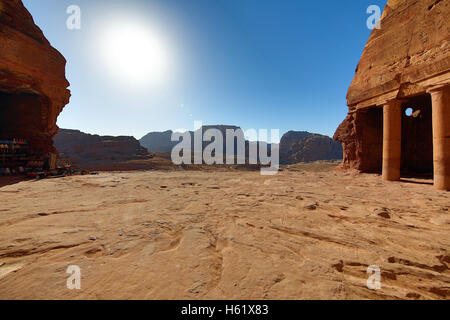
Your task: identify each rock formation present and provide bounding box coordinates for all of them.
[334,0,450,190]
[0,0,70,154]
[54,129,150,168]
[141,127,341,165]
[280,131,343,164]
[140,126,244,153]
[141,125,273,164]
[140,125,240,154]
[140,130,179,152]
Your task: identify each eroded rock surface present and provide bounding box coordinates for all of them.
[0,169,448,299]
[0,0,70,153]
[348,0,449,107]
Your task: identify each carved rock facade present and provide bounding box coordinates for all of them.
[334,0,450,190]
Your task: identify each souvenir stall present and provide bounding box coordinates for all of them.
[0,139,31,175]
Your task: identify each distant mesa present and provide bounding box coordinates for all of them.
[0,0,70,155]
[139,125,242,153]
[280,131,342,165]
[140,130,179,153]
[54,129,150,169]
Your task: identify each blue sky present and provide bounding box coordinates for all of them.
[23,0,387,140]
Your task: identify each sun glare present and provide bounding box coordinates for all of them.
[100,21,169,88]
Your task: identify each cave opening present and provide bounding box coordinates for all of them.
[360,107,383,173]
[0,91,44,139]
[401,94,433,177]
[0,91,44,168]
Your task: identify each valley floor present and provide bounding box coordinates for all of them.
[0,168,449,299]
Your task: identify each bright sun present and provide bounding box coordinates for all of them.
[101,22,169,88]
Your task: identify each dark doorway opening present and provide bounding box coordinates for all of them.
[401,94,433,178]
[359,107,383,173]
[0,91,44,141]
[0,91,45,169]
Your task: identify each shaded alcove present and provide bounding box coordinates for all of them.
[359,107,383,173]
[0,91,43,136]
[0,91,49,153]
[401,94,433,177]
[355,97,433,177]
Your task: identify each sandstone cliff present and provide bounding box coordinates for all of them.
[0,0,70,153]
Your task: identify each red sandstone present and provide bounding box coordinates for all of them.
[0,0,70,154]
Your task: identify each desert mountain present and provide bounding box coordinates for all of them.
[54,126,341,168]
[140,127,342,164]
[140,125,244,153]
[54,129,150,168]
[139,130,178,153]
[280,131,343,164]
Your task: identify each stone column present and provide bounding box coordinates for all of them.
[382,100,402,181]
[430,86,450,191]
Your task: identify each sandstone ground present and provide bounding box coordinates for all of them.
[0,166,449,299]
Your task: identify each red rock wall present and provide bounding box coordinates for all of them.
[334,108,383,172]
[0,0,70,153]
